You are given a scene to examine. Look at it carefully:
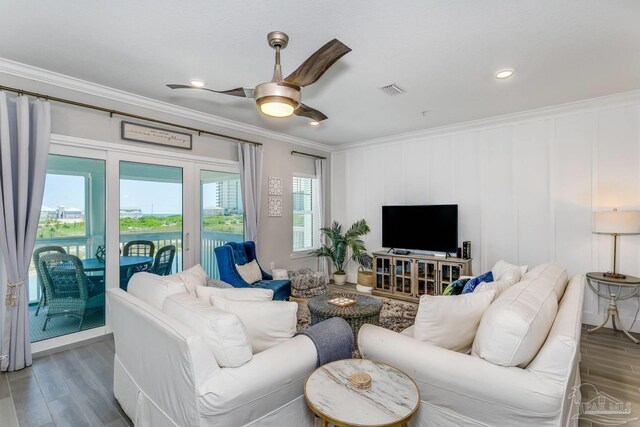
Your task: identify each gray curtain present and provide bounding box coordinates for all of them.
[315,158,328,277]
[0,93,51,371]
[238,143,263,242]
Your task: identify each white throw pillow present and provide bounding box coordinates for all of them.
[235,260,263,284]
[162,293,253,367]
[474,277,518,298]
[491,260,525,283]
[128,272,188,310]
[211,297,297,353]
[472,277,559,367]
[414,291,496,353]
[177,264,209,294]
[196,285,273,304]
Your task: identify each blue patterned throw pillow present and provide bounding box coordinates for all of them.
[444,278,470,296]
[461,271,494,294]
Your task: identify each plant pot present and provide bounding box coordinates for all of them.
[356,284,373,294]
[333,273,347,285]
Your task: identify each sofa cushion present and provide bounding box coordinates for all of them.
[462,271,493,294]
[414,290,496,353]
[491,260,525,282]
[211,297,298,353]
[523,263,569,301]
[162,293,253,367]
[236,260,263,284]
[195,285,273,303]
[127,272,187,310]
[177,264,209,294]
[474,276,518,297]
[472,276,559,367]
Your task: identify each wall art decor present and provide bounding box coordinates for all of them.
[268,197,283,217]
[121,121,192,149]
[268,176,283,196]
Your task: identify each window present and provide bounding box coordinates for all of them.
[293,176,318,251]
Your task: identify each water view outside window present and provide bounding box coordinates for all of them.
[201,171,244,278]
[293,176,315,251]
[29,155,106,342]
[119,162,183,289]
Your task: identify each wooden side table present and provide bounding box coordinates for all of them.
[304,359,419,427]
[586,272,640,344]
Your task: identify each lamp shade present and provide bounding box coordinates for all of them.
[593,210,640,235]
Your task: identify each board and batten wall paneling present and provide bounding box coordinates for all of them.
[331,100,640,332]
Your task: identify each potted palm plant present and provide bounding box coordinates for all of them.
[310,219,373,285]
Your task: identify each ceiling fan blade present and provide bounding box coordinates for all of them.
[167,84,254,98]
[284,39,351,87]
[294,103,328,122]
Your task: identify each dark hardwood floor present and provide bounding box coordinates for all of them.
[1,325,639,426]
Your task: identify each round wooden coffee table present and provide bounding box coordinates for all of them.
[304,358,419,427]
[308,293,383,351]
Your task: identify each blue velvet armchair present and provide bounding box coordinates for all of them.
[214,241,291,300]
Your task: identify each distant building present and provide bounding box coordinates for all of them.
[40,206,57,220]
[215,180,243,215]
[56,205,83,219]
[120,207,143,218]
[203,206,224,216]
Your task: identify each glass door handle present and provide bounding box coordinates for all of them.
[185,232,190,252]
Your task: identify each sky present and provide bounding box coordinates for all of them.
[43,173,218,215]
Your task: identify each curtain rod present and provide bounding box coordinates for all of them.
[291,150,326,160]
[0,84,262,146]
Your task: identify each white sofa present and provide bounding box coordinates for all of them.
[358,266,585,427]
[107,272,319,426]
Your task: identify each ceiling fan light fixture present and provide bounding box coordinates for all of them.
[258,96,296,117]
[254,81,301,118]
[495,70,514,79]
[188,79,206,88]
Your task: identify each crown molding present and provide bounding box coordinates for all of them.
[0,57,334,153]
[334,89,640,152]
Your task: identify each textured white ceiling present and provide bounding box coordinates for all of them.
[1,0,639,145]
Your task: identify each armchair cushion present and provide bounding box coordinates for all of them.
[235,260,263,284]
[128,272,187,310]
[211,297,298,353]
[177,264,209,294]
[226,241,250,265]
[252,279,291,301]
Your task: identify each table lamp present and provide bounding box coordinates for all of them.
[593,209,640,279]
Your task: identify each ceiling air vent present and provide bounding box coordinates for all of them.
[379,83,405,96]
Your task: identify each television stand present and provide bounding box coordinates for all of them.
[373,251,472,302]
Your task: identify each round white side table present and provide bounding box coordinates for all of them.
[586,272,640,344]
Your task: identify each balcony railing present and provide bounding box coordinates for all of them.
[29,230,242,304]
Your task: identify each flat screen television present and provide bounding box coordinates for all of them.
[382,205,458,253]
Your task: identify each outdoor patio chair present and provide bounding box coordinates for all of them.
[39,252,105,331]
[150,245,176,276]
[32,245,66,316]
[123,240,155,258]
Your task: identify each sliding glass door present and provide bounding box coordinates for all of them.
[119,161,183,289]
[200,170,244,278]
[29,155,106,342]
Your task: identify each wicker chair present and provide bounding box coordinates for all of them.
[123,240,155,258]
[39,253,105,331]
[32,245,66,316]
[150,245,176,276]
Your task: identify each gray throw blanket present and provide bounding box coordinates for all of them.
[297,317,353,367]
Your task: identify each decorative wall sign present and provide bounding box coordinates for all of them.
[268,197,283,217]
[121,121,192,150]
[268,176,283,196]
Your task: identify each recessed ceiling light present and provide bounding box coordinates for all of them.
[495,70,514,79]
[309,121,320,126]
[189,79,206,88]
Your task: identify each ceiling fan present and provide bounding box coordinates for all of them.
[167,31,351,123]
